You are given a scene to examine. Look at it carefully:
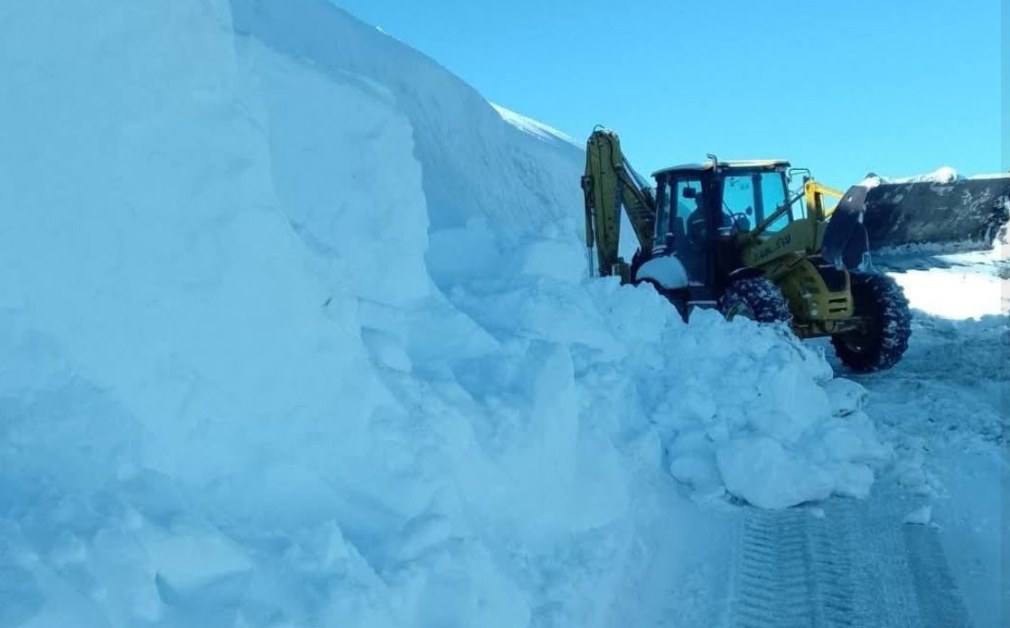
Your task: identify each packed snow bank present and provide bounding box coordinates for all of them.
[0,1,892,626]
[232,0,584,237]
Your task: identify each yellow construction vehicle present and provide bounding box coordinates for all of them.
[582,129,1008,371]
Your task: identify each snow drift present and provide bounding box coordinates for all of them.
[0,0,891,626]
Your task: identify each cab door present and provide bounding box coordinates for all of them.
[671,177,709,285]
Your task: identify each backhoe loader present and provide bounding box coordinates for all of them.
[581,128,1010,372]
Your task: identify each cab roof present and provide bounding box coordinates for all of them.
[652,159,790,177]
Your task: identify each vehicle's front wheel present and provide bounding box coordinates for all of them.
[831,273,911,372]
[719,275,792,324]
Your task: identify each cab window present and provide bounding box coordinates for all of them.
[722,175,754,218]
[721,171,791,234]
[675,179,705,243]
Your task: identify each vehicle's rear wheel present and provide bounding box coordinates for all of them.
[719,276,792,324]
[831,273,911,372]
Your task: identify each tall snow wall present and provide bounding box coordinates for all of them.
[0,1,890,626]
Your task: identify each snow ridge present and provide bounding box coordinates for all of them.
[491,103,579,146]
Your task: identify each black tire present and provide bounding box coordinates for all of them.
[719,276,792,324]
[831,273,911,372]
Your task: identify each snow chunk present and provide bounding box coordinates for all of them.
[823,378,869,417]
[147,532,252,592]
[636,255,689,289]
[903,505,933,525]
[716,437,834,509]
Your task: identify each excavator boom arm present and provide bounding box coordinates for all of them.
[804,179,845,220]
[582,129,657,278]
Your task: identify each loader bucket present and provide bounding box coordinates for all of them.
[822,185,871,271]
[860,176,1010,253]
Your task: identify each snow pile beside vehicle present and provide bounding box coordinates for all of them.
[641,314,890,509]
[0,0,892,626]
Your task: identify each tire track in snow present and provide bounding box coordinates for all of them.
[730,494,970,628]
[732,507,855,628]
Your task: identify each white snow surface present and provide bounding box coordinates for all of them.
[636,256,690,290]
[0,1,908,626]
[882,247,1010,319]
[862,166,959,187]
[492,103,579,146]
[883,166,960,184]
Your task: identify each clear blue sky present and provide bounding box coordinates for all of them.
[334,0,1005,187]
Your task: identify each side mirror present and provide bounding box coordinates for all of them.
[682,188,697,199]
[745,206,753,216]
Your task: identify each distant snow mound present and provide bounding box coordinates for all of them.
[0,0,892,626]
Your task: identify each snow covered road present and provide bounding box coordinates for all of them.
[839,333,1008,626]
[732,489,970,628]
[809,255,1008,628]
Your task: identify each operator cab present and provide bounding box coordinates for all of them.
[650,160,794,292]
